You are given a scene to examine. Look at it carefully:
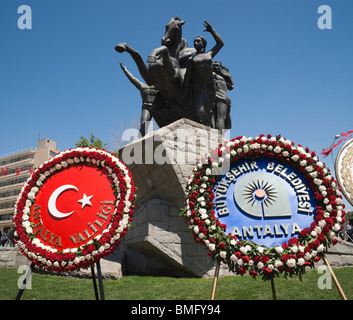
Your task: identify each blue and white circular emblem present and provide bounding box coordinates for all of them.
[213,158,317,247]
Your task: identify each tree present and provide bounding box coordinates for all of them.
[75,133,107,149]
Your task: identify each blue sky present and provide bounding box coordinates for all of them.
[1,0,352,206]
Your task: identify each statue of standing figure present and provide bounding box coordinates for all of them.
[115,17,233,135]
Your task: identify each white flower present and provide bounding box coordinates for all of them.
[310,172,318,178]
[275,246,283,254]
[240,245,251,254]
[333,223,341,231]
[201,213,208,220]
[297,258,305,266]
[193,226,199,234]
[291,245,298,253]
[237,259,244,266]
[304,253,312,260]
[317,244,324,252]
[274,260,283,268]
[22,221,30,228]
[32,238,40,245]
[26,227,33,234]
[257,262,264,269]
[27,192,36,200]
[291,155,299,162]
[286,258,296,268]
[257,246,264,254]
[220,251,227,259]
[209,243,215,251]
[198,233,205,240]
[230,254,238,262]
[199,208,207,215]
[274,146,281,154]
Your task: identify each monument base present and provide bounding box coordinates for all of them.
[117,118,229,277]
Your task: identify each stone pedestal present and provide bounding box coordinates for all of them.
[117,118,226,277]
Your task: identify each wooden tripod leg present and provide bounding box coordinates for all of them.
[96,260,105,300]
[211,259,221,300]
[270,277,276,300]
[323,255,347,300]
[91,264,99,300]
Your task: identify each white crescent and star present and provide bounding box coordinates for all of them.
[48,184,93,219]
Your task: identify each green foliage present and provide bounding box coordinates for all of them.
[75,133,107,149]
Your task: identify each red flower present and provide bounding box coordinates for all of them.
[219,242,226,249]
[250,270,258,277]
[261,255,270,264]
[318,233,326,243]
[300,228,310,238]
[288,237,298,245]
[263,267,272,275]
[238,267,247,275]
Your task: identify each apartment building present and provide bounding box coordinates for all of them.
[0,139,59,233]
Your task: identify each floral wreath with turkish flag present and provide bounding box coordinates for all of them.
[13,148,136,272]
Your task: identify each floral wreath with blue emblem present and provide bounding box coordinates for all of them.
[180,135,345,280]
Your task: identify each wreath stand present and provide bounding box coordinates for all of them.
[15,260,105,300]
[210,254,347,301]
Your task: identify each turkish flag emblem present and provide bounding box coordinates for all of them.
[30,164,115,249]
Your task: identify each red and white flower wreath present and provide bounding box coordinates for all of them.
[13,148,136,272]
[181,135,345,280]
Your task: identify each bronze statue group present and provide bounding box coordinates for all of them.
[116,17,233,135]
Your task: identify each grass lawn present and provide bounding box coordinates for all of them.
[0,267,352,300]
